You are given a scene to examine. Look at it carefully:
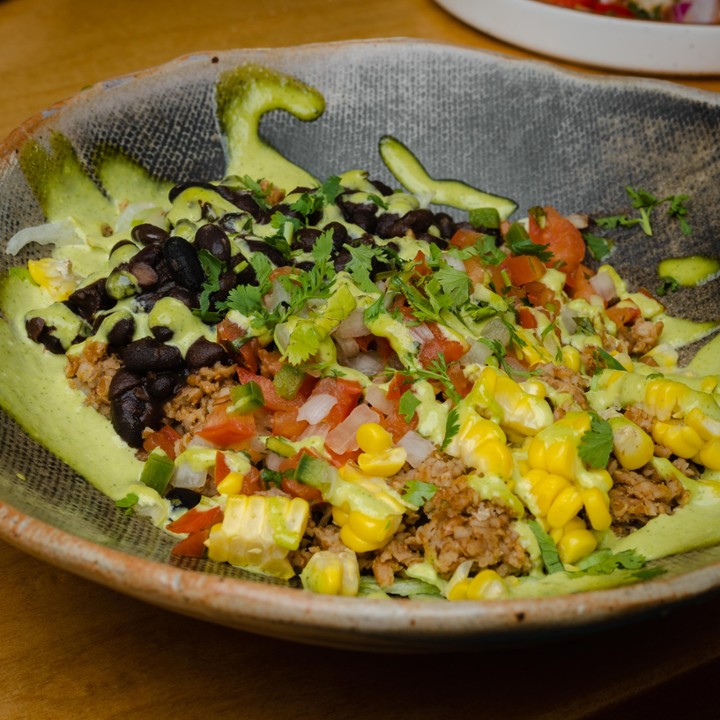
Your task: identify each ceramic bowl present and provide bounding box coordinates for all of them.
[1,40,720,652]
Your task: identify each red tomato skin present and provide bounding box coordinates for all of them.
[171,529,210,558]
[529,206,586,271]
[167,505,224,534]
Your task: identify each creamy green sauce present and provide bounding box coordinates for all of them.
[2,64,720,597]
[659,255,720,288]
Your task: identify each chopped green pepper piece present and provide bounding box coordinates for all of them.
[140,450,174,495]
[230,381,265,414]
[266,436,296,457]
[468,207,501,230]
[273,364,306,400]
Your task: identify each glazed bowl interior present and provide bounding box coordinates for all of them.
[1,40,720,652]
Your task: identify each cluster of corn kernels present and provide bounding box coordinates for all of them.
[331,423,407,555]
[644,378,720,471]
[522,412,612,565]
[27,258,77,301]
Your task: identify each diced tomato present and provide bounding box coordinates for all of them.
[142,425,181,459]
[272,408,309,440]
[236,369,307,412]
[171,529,210,558]
[463,255,487,285]
[447,362,472,398]
[450,227,483,249]
[417,323,467,368]
[214,451,232,485]
[242,466,264,495]
[502,254,546,286]
[524,281,558,311]
[517,306,538,329]
[280,476,323,504]
[529,206,586,271]
[311,377,363,427]
[387,373,415,401]
[411,250,432,276]
[258,348,283,377]
[606,303,641,327]
[167,505,224,534]
[237,338,261,374]
[566,264,597,301]
[380,404,418,443]
[196,405,256,448]
[487,263,510,295]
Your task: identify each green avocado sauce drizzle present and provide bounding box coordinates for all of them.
[2,64,720,594]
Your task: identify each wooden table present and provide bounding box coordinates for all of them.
[1,2,719,717]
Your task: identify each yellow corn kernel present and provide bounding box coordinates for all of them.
[559,411,592,434]
[609,415,654,470]
[546,486,584,529]
[466,569,507,600]
[356,422,393,454]
[461,416,507,446]
[685,408,720,442]
[644,378,688,422]
[582,487,612,531]
[332,505,350,526]
[696,439,720,471]
[546,438,578,479]
[27,258,77,300]
[550,516,585,545]
[533,472,571,516]
[447,578,471,601]
[558,528,598,565]
[521,380,546,399]
[300,550,360,596]
[560,345,581,373]
[652,421,703,459]
[468,439,513,480]
[519,342,552,368]
[524,467,549,488]
[700,376,719,394]
[338,511,401,553]
[357,446,407,476]
[216,471,244,496]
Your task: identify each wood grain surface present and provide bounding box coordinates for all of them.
[1,2,719,718]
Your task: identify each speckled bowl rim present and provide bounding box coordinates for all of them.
[2,39,720,652]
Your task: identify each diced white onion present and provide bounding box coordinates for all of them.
[398,431,434,468]
[114,202,159,234]
[560,306,578,335]
[6,219,79,255]
[265,452,285,472]
[264,278,291,312]
[461,341,493,366]
[297,393,338,424]
[172,462,207,490]
[345,351,384,376]
[335,307,369,338]
[298,424,329,442]
[335,335,360,359]
[566,213,589,230]
[589,271,617,303]
[445,255,466,272]
[409,324,434,344]
[364,383,394,415]
[325,404,380,455]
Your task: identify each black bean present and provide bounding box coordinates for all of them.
[376,213,400,239]
[145,370,184,399]
[403,208,435,235]
[121,337,183,372]
[129,261,159,289]
[110,239,137,256]
[434,212,456,240]
[293,227,321,252]
[106,316,135,347]
[219,212,250,235]
[166,487,202,508]
[110,386,163,447]
[348,206,378,234]
[209,270,238,305]
[109,368,144,400]
[194,223,231,262]
[186,337,229,369]
[295,261,315,272]
[131,223,169,246]
[370,179,393,196]
[66,278,113,321]
[151,325,174,342]
[168,181,217,203]
[333,248,352,272]
[163,236,205,291]
[323,221,349,249]
[24,317,65,354]
[244,239,290,268]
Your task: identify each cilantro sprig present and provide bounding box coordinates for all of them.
[578,412,614,469]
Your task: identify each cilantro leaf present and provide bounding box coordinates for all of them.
[250,253,273,289]
[195,249,225,322]
[594,347,626,372]
[505,221,553,262]
[344,244,379,294]
[574,548,647,575]
[583,232,614,261]
[364,294,385,322]
[240,175,270,211]
[398,390,421,423]
[435,265,471,307]
[441,407,460,450]
[220,284,265,316]
[528,520,565,574]
[115,493,139,515]
[578,413,614,469]
[656,276,680,297]
[418,353,462,404]
[401,480,437,507]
